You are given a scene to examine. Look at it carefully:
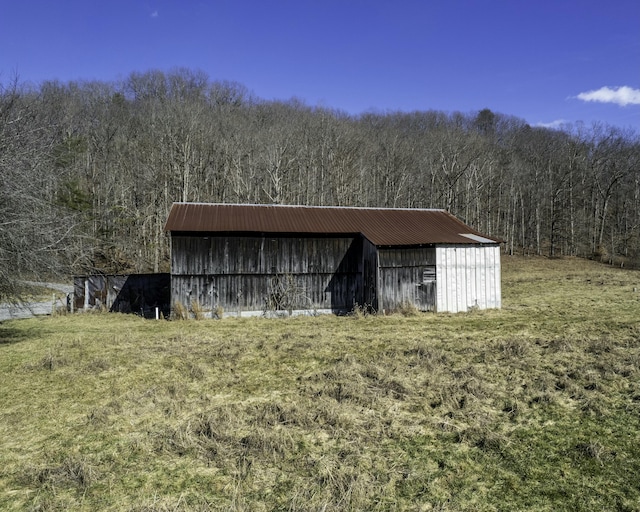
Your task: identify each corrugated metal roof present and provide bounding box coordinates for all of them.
[164,203,501,246]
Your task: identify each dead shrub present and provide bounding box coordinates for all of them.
[191,300,205,320]
[349,302,375,318]
[394,300,421,317]
[171,301,189,320]
[264,273,312,314]
[40,351,59,371]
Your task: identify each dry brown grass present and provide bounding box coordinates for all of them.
[1,256,640,511]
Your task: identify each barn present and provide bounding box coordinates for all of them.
[164,203,502,316]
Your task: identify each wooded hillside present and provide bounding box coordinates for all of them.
[1,68,638,296]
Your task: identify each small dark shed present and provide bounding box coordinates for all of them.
[73,273,171,318]
[164,203,501,316]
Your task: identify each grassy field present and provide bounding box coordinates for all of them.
[1,256,640,511]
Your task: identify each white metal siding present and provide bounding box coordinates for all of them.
[436,245,501,313]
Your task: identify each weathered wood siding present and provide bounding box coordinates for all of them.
[361,237,379,310]
[171,235,364,314]
[170,234,502,316]
[435,245,501,313]
[378,247,437,312]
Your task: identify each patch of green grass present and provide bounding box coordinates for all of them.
[1,256,640,510]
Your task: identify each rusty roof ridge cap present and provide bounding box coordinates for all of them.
[170,202,447,212]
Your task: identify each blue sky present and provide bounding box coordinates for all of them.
[2,0,639,131]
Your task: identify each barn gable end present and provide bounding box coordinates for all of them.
[165,203,501,316]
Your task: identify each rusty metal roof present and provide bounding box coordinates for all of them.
[164,203,501,246]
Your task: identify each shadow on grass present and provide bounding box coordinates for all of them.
[0,322,43,345]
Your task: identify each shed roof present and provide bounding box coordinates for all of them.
[164,203,501,246]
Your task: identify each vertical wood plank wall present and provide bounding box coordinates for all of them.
[435,245,501,313]
[361,238,379,310]
[378,247,437,312]
[171,235,364,315]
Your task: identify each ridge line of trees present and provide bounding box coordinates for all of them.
[1,68,639,297]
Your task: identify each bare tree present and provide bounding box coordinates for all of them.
[0,77,82,299]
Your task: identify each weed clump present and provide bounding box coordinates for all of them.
[190,300,205,320]
[393,300,421,316]
[171,301,189,320]
[23,347,67,371]
[212,304,224,319]
[349,302,376,318]
[33,454,97,490]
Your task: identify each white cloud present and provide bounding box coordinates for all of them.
[151,10,159,18]
[535,119,569,129]
[575,86,640,107]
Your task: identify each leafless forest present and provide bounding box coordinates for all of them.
[1,69,638,297]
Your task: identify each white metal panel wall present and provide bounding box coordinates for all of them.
[436,245,501,313]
